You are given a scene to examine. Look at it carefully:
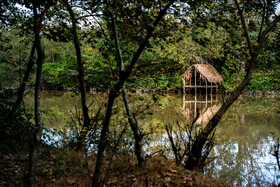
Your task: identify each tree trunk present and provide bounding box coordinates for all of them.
[109,9,146,167]
[92,89,118,186]
[122,86,146,167]
[7,42,36,118]
[165,124,179,164]
[92,2,175,186]
[64,2,91,148]
[26,3,44,186]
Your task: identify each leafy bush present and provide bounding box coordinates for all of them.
[43,55,78,89]
[246,69,280,91]
[0,87,34,153]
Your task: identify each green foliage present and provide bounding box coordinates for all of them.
[82,40,118,90]
[43,56,77,89]
[42,40,76,89]
[222,67,280,92]
[0,0,279,92]
[246,68,280,91]
[0,87,34,153]
[0,29,33,87]
[0,63,17,87]
[222,72,245,91]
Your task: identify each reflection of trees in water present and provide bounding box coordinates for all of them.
[24,91,106,128]
[205,105,280,186]
[208,140,272,186]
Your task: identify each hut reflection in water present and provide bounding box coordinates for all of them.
[180,94,222,125]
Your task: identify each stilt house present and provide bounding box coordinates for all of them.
[181,64,223,94]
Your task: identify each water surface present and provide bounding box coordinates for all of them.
[25,91,280,186]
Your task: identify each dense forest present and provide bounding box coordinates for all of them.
[0,0,280,186]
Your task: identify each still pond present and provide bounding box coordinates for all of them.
[25,91,280,186]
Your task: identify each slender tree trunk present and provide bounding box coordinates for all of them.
[92,89,118,186]
[184,1,280,170]
[7,42,36,118]
[165,124,179,164]
[122,86,146,167]
[92,2,175,186]
[26,3,44,186]
[109,10,146,167]
[64,2,90,147]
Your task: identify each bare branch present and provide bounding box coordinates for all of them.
[259,15,280,43]
[257,1,266,39]
[109,8,125,73]
[76,14,92,20]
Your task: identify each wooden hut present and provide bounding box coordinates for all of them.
[181,64,223,94]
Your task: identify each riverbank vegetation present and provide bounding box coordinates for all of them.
[1,0,280,186]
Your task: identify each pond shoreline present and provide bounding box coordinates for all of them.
[2,87,280,97]
[128,88,280,97]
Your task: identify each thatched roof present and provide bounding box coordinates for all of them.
[181,64,223,84]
